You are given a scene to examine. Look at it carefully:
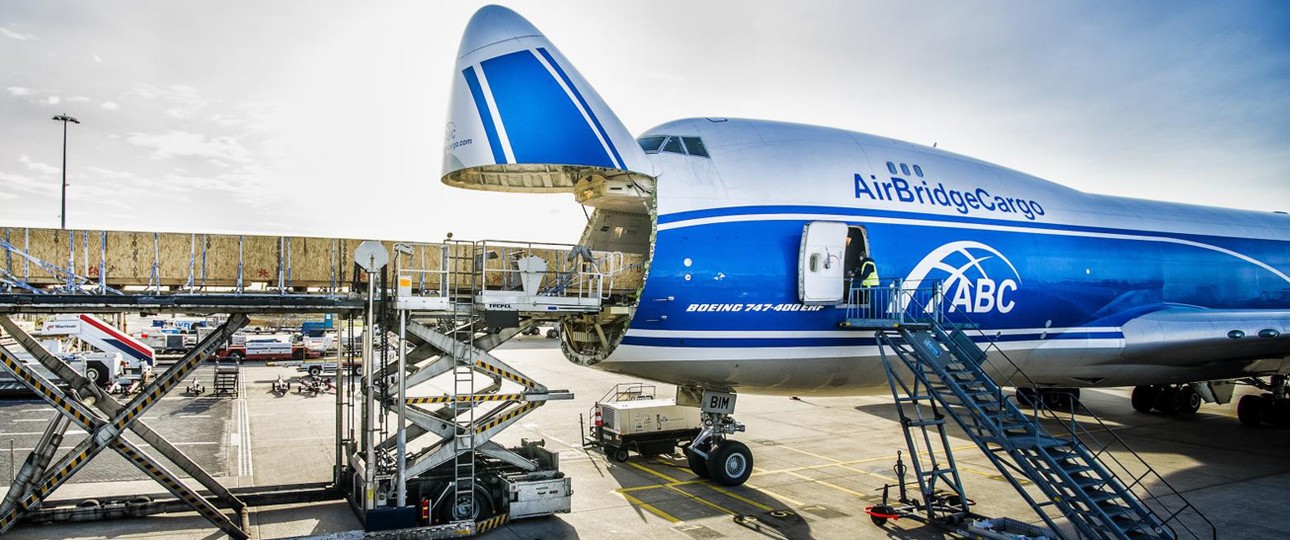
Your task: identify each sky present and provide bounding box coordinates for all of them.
[2,1,1288,244]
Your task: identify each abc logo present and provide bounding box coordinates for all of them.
[904,241,1021,314]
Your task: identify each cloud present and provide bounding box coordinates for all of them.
[7,87,33,96]
[67,96,91,103]
[46,96,60,105]
[126,131,251,163]
[132,84,209,119]
[1,28,36,41]
[100,101,119,110]
[18,155,59,175]
[92,52,102,63]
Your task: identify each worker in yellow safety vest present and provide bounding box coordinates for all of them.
[858,256,879,288]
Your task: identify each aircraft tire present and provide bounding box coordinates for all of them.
[1015,387,1036,408]
[1237,394,1264,426]
[1154,386,1180,415]
[1040,389,1074,411]
[1271,398,1290,428]
[1175,386,1202,415]
[684,443,710,479]
[1130,386,1157,413]
[706,440,754,487]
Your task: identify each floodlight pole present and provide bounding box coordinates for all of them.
[51,114,80,229]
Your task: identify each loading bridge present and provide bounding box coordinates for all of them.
[843,281,1216,540]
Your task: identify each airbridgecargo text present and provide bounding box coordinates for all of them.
[686,303,826,312]
[854,174,1046,221]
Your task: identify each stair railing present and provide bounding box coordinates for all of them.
[867,281,1217,540]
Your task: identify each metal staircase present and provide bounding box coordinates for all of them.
[846,281,1216,540]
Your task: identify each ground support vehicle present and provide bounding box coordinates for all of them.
[215,338,319,362]
[583,383,701,462]
[39,314,154,385]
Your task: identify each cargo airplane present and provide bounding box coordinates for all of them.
[442,6,1290,486]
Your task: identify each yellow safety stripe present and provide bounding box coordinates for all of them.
[0,353,97,427]
[404,394,525,405]
[473,359,536,388]
[112,442,226,523]
[474,402,538,435]
[475,514,509,533]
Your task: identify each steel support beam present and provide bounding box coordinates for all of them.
[0,414,70,516]
[0,314,248,538]
[0,316,245,512]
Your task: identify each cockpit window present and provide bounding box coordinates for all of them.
[638,135,711,158]
[637,136,666,153]
[662,136,685,154]
[681,137,709,157]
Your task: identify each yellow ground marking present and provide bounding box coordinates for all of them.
[626,461,758,515]
[618,492,681,523]
[610,442,990,518]
[781,469,869,498]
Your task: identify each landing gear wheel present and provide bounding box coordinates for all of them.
[706,440,754,487]
[611,446,630,462]
[1155,386,1180,414]
[1015,387,1036,408]
[685,442,710,479]
[1041,389,1073,410]
[1131,385,1157,413]
[1272,398,1290,428]
[438,485,494,523]
[1238,394,1264,426]
[1175,386,1202,415]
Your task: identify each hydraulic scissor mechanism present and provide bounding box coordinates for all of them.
[0,314,251,539]
[393,321,572,481]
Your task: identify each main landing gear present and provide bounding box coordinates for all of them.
[1014,387,1082,411]
[1130,384,1203,415]
[680,388,753,487]
[1235,375,1290,427]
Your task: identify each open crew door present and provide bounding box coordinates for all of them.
[799,221,848,305]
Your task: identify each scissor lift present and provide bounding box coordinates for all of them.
[0,313,253,539]
[344,239,627,536]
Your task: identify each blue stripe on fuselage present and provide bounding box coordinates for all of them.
[535,47,624,170]
[462,66,506,164]
[632,217,1290,339]
[481,50,614,167]
[620,331,1123,348]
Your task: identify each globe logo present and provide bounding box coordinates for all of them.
[903,241,1022,314]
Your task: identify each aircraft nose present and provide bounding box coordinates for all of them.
[457,5,543,60]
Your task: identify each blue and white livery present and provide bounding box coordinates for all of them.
[443,7,1290,417]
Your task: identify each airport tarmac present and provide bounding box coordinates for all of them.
[3,337,1289,539]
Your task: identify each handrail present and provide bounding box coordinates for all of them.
[862,281,1217,540]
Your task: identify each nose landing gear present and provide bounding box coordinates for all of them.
[680,387,751,486]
